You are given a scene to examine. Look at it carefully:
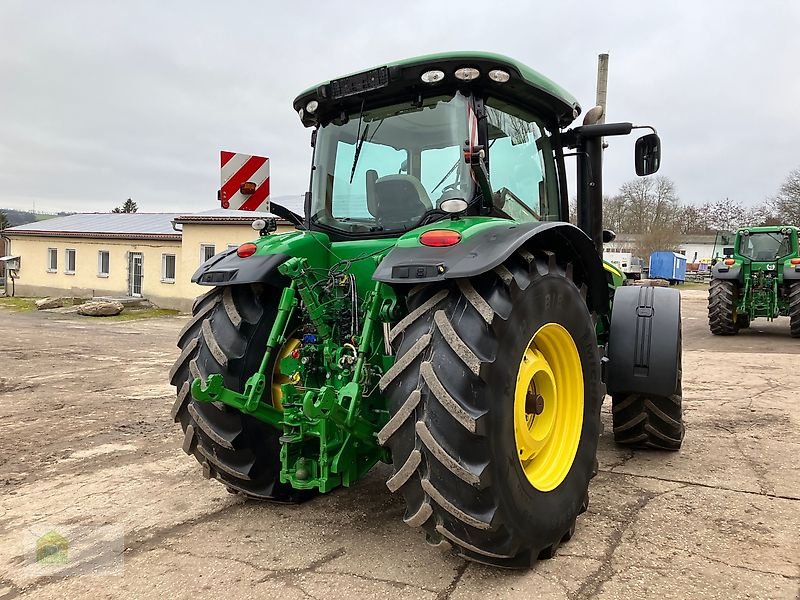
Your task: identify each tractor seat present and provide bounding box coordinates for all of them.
[366,171,432,229]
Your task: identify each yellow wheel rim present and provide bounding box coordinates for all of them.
[513,323,583,492]
[271,337,301,411]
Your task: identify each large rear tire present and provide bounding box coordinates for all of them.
[379,249,603,568]
[789,283,800,338]
[708,279,739,335]
[169,285,307,501]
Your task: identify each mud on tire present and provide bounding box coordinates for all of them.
[169,285,307,501]
[378,249,603,568]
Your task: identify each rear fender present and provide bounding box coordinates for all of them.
[711,262,743,282]
[192,250,289,287]
[373,220,609,315]
[191,230,329,287]
[783,263,800,281]
[606,286,681,397]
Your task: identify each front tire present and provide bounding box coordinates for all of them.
[169,285,306,501]
[379,249,603,568]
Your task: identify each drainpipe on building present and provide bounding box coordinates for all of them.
[1,233,15,297]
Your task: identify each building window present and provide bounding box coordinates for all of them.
[64,249,76,274]
[98,250,110,277]
[161,254,176,283]
[200,244,216,264]
[47,248,58,272]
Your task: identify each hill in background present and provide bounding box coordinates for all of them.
[0,209,70,227]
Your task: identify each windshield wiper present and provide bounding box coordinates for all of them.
[349,100,368,184]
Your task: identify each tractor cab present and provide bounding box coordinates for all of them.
[293,52,659,246]
[734,227,798,264]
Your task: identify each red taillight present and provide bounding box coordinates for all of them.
[791,258,800,265]
[724,259,735,266]
[237,243,258,258]
[419,229,461,247]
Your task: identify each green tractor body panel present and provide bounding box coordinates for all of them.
[603,261,626,289]
[712,225,800,320]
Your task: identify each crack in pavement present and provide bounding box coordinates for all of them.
[436,561,468,600]
[602,448,635,471]
[598,469,800,501]
[161,546,440,595]
[731,436,775,496]
[568,485,686,600]
[683,549,800,580]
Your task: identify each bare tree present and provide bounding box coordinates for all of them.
[702,198,749,231]
[769,167,800,224]
[603,194,627,233]
[751,201,782,226]
[0,211,8,231]
[674,204,710,235]
[610,176,682,259]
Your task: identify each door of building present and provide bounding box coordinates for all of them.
[129,252,143,297]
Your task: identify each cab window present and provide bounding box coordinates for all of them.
[486,102,558,222]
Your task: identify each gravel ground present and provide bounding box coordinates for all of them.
[0,289,798,599]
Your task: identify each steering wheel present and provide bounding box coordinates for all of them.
[495,187,541,221]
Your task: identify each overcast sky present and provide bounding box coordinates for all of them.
[1,1,798,214]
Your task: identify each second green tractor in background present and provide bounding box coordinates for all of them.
[709,225,800,336]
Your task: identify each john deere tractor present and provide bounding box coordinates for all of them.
[709,225,800,336]
[170,52,684,567]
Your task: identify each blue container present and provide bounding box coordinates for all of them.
[649,251,687,282]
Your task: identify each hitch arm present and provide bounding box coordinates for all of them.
[190,281,298,429]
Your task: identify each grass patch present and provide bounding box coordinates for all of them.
[104,308,181,321]
[0,297,37,311]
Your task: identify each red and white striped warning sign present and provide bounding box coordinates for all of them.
[219,151,270,211]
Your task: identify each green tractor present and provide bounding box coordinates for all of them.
[170,52,684,567]
[709,225,800,336]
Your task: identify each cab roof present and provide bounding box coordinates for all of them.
[737,225,799,233]
[293,51,581,129]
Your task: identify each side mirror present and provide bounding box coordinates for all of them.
[602,229,617,243]
[635,133,661,176]
[723,247,734,257]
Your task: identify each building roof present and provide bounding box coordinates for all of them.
[2,196,305,240]
[4,213,182,240]
[173,195,305,225]
[609,233,718,245]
